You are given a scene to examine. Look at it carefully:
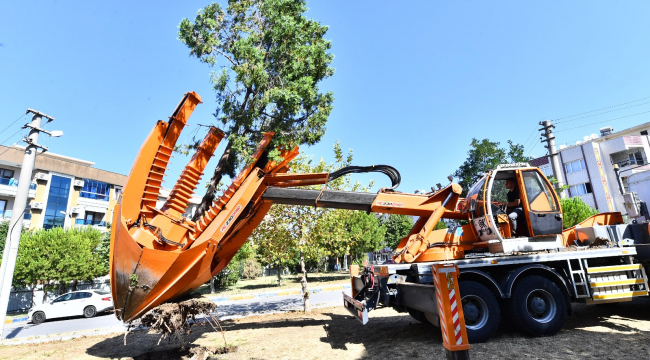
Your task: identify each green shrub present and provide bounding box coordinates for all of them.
[560,197,599,229]
[213,260,243,288]
[241,258,263,279]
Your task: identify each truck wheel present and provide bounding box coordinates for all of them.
[507,275,567,336]
[459,281,500,343]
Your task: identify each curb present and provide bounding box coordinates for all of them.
[4,317,29,324]
[1,325,126,346]
[206,283,351,303]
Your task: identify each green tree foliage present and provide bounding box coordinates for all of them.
[338,210,385,262]
[97,225,112,273]
[454,139,530,196]
[211,241,255,291]
[380,214,413,251]
[241,258,263,279]
[13,227,106,296]
[0,220,8,262]
[560,197,599,229]
[178,0,335,221]
[434,220,448,230]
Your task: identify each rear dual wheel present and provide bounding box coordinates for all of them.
[506,276,567,336]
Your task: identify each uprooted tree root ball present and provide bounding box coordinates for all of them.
[125,298,231,355]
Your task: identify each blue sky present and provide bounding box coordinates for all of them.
[1,1,649,194]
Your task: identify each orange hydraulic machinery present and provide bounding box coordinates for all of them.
[110,92,624,323]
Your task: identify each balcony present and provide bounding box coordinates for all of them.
[0,210,33,220]
[75,219,107,227]
[0,179,37,198]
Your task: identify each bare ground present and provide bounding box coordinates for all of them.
[3,297,650,359]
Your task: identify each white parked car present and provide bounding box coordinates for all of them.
[28,290,113,324]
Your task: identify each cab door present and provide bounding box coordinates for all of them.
[520,170,563,236]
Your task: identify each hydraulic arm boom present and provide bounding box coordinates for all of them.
[110,93,474,322]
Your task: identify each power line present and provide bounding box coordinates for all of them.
[554,96,650,122]
[554,110,650,133]
[0,114,25,137]
[0,128,25,157]
[525,139,540,157]
[553,100,650,125]
[521,127,538,150]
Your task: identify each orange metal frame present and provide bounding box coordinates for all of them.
[110,92,624,323]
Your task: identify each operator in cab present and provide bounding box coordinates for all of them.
[505,178,524,237]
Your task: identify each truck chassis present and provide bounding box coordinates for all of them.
[345,244,649,343]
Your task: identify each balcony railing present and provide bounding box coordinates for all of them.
[0,178,37,190]
[0,210,32,220]
[75,219,107,227]
[613,156,647,168]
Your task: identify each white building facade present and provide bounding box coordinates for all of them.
[532,122,650,215]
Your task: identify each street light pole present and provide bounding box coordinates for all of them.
[0,109,59,339]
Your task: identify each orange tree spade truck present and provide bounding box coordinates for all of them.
[109,92,650,359]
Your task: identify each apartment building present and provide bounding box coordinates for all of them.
[531,122,650,214]
[0,145,202,231]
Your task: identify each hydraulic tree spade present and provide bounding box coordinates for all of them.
[111,93,650,358]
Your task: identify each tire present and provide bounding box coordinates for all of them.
[83,305,97,318]
[32,311,46,324]
[506,275,567,337]
[459,281,500,343]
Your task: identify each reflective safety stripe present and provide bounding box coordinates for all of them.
[587,264,641,274]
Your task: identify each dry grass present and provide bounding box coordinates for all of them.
[3,297,650,359]
[194,272,349,297]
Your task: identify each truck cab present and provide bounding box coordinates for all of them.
[464,163,564,252]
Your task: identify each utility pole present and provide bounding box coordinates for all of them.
[0,109,61,339]
[539,120,566,199]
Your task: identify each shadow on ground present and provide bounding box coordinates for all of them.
[86,297,650,359]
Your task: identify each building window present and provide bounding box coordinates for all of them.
[0,168,15,186]
[43,175,71,230]
[628,152,646,166]
[0,199,7,218]
[75,211,106,227]
[80,180,110,201]
[564,159,586,174]
[570,182,592,196]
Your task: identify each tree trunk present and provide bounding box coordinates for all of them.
[72,280,78,291]
[210,277,217,294]
[277,263,282,286]
[300,251,311,313]
[191,144,232,222]
[343,255,348,271]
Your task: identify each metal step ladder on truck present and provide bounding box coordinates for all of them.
[343,163,650,344]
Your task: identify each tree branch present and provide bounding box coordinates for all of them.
[212,46,239,66]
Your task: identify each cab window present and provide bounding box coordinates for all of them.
[522,171,557,212]
[463,176,487,217]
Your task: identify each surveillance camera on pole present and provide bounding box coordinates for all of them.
[0,109,62,338]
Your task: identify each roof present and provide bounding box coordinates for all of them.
[529,156,549,167]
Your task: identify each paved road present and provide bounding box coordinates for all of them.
[2,289,351,340]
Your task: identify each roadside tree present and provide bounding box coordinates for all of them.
[454,139,529,196]
[178,0,334,222]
